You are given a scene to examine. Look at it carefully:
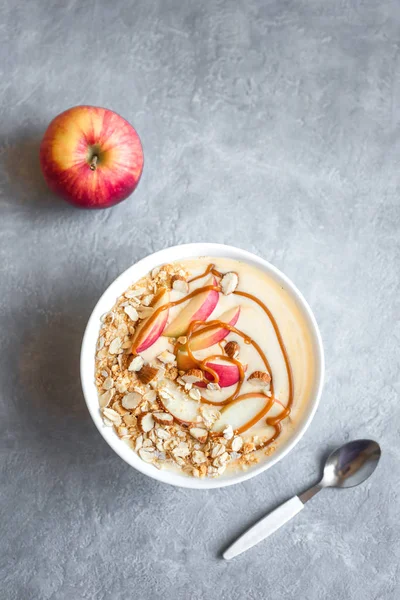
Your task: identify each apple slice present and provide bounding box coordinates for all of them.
[211,395,270,434]
[155,379,200,426]
[132,289,169,353]
[163,277,219,337]
[189,306,240,351]
[196,361,241,388]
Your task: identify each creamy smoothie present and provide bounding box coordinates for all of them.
[95,258,315,478]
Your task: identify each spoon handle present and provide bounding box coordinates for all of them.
[223,496,304,560]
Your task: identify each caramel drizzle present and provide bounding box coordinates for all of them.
[134,264,294,450]
[187,265,294,449]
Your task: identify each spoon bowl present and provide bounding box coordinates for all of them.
[322,439,381,489]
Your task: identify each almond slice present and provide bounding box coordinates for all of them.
[220,272,238,295]
[171,275,189,294]
[128,355,145,372]
[157,350,176,364]
[231,435,243,452]
[224,341,240,359]
[189,427,208,444]
[137,412,155,433]
[137,365,159,384]
[248,371,271,387]
[180,368,203,384]
[153,411,174,425]
[121,392,142,409]
[109,337,122,354]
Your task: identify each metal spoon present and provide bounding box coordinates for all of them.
[223,439,381,560]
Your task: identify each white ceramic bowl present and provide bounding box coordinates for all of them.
[81,243,324,489]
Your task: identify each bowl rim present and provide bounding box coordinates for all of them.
[80,243,325,489]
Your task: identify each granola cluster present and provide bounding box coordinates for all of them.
[95,263,269,478]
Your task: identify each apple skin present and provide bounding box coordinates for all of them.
[39,106,144,208]
[132,290,169,353]
[163,277,219,337]
[189,306,240,351]
[196,361,241,388]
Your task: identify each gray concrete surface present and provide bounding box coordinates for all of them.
[1,1,400,598]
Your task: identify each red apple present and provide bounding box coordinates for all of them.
[163,277,219,337]
[132,290,169,353]
[39,105,144,208]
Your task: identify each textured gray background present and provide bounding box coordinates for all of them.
[1,1,399,598]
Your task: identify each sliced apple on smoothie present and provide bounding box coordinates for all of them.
[163,277,219,337]
[188,305,240,351]
[211,394,272,434]
[131,289,169,353]
[155,379,200,426]
[196,360,242,388]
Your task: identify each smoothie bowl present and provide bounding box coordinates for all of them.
[81,244,324,489]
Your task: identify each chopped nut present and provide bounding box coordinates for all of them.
[157,350,176,365]
[189,388,202,401]
[171,275,189,294]
[231,436,243,452]
[128,355,145,372]
[153,412,174,425]
[137,365,158,384]
[189,427,208,444]
[124,305,139,321]
[121,392,142,409]
[248,371,271,387]
[223,424,234,440]
[211,443,226,458]
[109,337,122,354]
[137,412,155,433]
[192,450,207,464]
[224,341,240,359]
[180,368,203,384]
[220,272,238,295]
[177,336,187,345]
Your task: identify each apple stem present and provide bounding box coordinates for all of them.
[90,155,98,171]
